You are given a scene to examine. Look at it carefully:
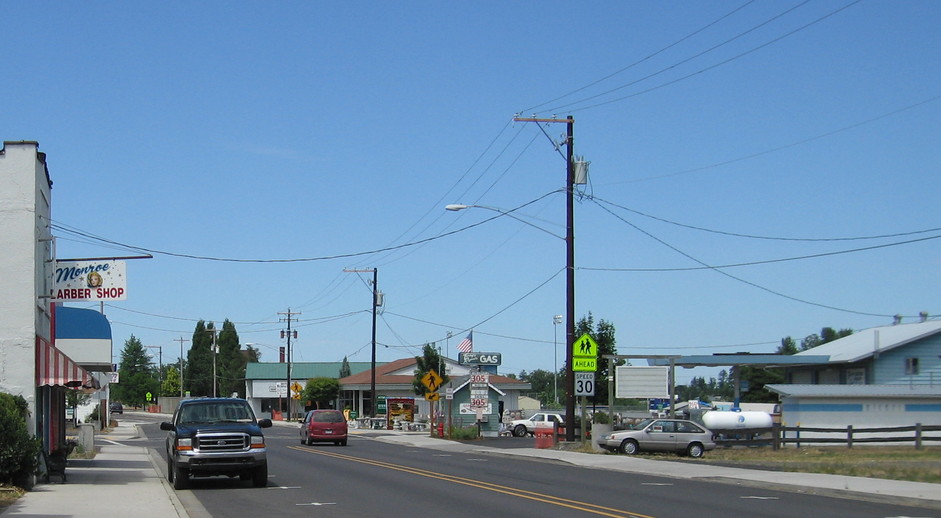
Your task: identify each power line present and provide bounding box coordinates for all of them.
[591,198,903,318]
[602,94,941,185]
[555,0,862,114]
[521,0,757,114]
[591,196,941,242]
[49,193,559,264]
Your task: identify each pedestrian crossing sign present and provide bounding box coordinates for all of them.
[572,333,598,358]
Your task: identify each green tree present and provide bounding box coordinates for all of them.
[339,356,352,378]
[217,319,247,397]
[574,312,621,406]
[519,369,557,407]
[112,335,158,406]
[301,378,340,409]
[777,336,799,355]
[186,321,214,396]
[162,366,182,397]
[66,388,91,424]
[411,343,450,396]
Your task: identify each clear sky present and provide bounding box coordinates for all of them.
[5,1,939,385]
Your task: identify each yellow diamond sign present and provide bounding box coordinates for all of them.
[421,370,443,392]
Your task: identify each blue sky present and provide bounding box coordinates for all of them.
[5,1,939,385]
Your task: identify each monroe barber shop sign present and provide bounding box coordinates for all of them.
[54,260,127,301]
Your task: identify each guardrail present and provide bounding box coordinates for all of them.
[713,423,941,449]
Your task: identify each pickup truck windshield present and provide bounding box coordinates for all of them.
[179,402,254,424]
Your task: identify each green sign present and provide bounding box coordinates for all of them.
[377,395,387,414]
[572,357,597,372]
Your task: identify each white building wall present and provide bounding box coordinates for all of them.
[0,141,52,436]
[781,395,941,441]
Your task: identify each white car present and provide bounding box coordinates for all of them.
[508,412,563,437]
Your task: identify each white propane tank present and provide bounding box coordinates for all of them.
[702,410,772,430]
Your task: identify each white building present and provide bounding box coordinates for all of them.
[1,141,102,452]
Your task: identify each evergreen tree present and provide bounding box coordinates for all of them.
[411,344,449,396]
[339,356,352,378]
[217,319,246,397]
[574,312,621,406]
[186,321,214,397]
[112,335,158,406]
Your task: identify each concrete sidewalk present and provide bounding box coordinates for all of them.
[2,417,939,517]
[0,418,188,518]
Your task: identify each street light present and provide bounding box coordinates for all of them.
[444,204,563,240]
[553,315,562,406]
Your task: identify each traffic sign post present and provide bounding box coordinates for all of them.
[572,333,598,442]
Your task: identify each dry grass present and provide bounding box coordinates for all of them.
[0,485,25,511]
[670,445,941,483]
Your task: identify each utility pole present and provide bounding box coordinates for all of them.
[175,336,189,398]
[206,326,219,398]
[514,114,577,441]
[344,268,380,417]
[279,309,300,420]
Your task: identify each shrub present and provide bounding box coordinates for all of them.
[449,426,479,440]
[592,411,611,424]
[0,393,42,486]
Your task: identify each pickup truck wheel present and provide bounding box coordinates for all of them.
[513,425,527,437]
[167,462,174,483]
[173,464,189,490]
[620,439,639,455]
[252,464,268,487]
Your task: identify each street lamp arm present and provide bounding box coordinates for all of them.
[444,204,564,240]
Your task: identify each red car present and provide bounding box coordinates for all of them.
[299,409,348,446]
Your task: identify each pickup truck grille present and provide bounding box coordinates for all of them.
[195,432,249,452]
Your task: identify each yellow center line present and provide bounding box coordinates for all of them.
[286,445,659,518]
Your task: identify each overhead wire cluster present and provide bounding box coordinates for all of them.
[52,1,938,361]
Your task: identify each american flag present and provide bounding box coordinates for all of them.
[457,331,473,353]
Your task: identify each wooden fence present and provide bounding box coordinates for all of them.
[713,423,941,449]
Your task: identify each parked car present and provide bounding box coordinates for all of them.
[160,398,272,489]
[600,418,716,458]
[109,402,123,414]
[300,409,348,446]
[507,412,564,437]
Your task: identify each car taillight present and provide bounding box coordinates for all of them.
[250,435,265,449]
[176,438,193,451]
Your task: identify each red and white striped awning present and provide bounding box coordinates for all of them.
[36,337,99,389]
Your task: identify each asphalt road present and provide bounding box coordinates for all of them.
[135,416,935,518]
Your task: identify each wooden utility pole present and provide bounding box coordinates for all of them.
[279,309,301,420]
[345,269,379,417]
[513,115,576,441]
[175,336,189,398]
